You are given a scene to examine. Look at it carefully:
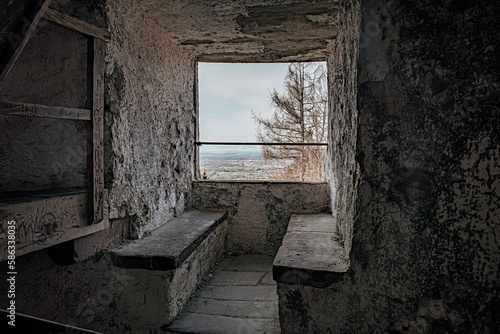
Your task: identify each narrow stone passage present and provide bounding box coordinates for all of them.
[166,255,280,334]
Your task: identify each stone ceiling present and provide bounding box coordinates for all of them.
[142,0,340,62]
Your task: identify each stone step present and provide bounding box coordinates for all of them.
[165,255,280,334]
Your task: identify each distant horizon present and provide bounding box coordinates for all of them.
[199,145,262,154]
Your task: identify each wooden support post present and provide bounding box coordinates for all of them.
[91,37,105,224]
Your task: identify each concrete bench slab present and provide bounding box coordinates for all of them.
[273,213,348,288]
[107,210,228,331]
[112,210,227,270]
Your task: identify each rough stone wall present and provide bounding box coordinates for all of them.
[1,0,199,329]
[104,0,196,237]
[352,0,499,331]
[282,1,499,333]
[0,21,90,194]
[325,0,361,255]
[190,181,330,255]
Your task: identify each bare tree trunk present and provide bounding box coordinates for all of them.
[253,62,327,181]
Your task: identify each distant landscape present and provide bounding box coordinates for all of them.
[199,151,289,180]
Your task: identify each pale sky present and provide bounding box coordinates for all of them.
[198,63,290,143]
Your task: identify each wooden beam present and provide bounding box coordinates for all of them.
[0,191,110,261]
[0,101,91,121]
[91,38,105,223]
[44,8,111,42]
[0,0,52,82]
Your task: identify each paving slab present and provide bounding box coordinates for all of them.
[167,313,279,334]
[218,254,274,272]
[186,298,278,318]
[196,285,277,301]
[260,272,275,285]
[209,270,264,286]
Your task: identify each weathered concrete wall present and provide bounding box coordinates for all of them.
[0,20,90,194]
[351,0,499,331]
[190,181,330,255]
[325,0,361,255]
[39,1,197,238]
[280,1,500,333]
[103,0,196,238]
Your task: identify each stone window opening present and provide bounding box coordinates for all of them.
[195,61,328,182]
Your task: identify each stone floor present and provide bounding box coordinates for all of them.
[165,254,280,334]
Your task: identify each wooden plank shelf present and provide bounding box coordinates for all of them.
[0,188,109,261]
[0,187,87,204]
[0,101,91,121]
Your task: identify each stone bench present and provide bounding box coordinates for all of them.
[273,213,348,333]
[110,210,228,331]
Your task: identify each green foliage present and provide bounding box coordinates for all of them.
[334,230,345,248]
